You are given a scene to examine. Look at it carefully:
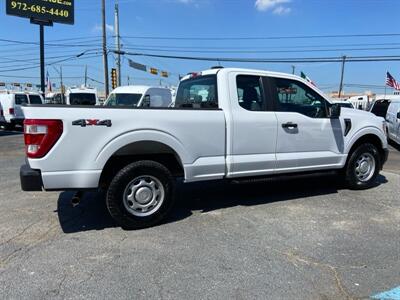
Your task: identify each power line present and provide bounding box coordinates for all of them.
[116,51,400,63]
[0,53,102,73]
[120,46,400,54]
[121,33,400,41]
[119,41,400,50]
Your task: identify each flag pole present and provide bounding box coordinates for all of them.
[384,71,387,98]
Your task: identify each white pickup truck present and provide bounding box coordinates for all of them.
[20,67,388,229]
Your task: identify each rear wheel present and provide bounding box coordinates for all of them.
[344,143,380,190]
[106,160,175,229]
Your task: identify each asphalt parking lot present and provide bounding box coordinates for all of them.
[0,129,399,299]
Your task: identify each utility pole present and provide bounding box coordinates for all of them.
[291,65,295,75]
[40,25,45,97]
[60,66,65,104]
[338,55,346,98]
[84,65,88,87]
[102,0,109,97]
[114,1,121,86]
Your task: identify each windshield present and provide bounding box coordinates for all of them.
[29,95,42,104]
[337,102,353,108]
[105,93,143,106]
[69,93,96,105]
[175,75,218,109]
[371,100,390,117]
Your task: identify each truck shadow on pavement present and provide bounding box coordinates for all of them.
[56,174,388,233]
[0,129,23,136]
[389,140,400,151]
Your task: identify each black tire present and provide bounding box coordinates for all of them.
[106,160,175,229]
[344,143,381,190]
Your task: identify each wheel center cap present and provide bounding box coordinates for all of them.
[135,187,153,204]
[360,161,369,173]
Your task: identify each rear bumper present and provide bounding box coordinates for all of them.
[20,164,43,191]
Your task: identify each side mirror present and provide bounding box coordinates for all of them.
[330,103,341,119]
[142,95,150,107]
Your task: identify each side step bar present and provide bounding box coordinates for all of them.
[231,170,338,185]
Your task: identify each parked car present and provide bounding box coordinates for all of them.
[385,100,400,144]
[104,86,172,108]
[369,99,392,118]
[0,91,43,130]
[20,67,388,229]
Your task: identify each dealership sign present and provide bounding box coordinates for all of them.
[6,0,74,25]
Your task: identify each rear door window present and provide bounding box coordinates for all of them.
[14,94,28,105]
[175,75,218,109]
[236,75,265,111]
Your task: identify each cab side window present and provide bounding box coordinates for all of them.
[274,78,328,118]
[237,75,265,111]
[15,94,28,105]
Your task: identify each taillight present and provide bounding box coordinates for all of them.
[24,119,63,158]
[9,108,14,115]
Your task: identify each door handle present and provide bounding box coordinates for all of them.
[282,122,298,129]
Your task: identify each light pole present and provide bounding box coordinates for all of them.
[102,0,109,97]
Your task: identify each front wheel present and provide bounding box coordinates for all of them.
[106,160,176,229]
[344,143,380,190]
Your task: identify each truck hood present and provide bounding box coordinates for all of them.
[340,107,386,139]
[341,107,385,123]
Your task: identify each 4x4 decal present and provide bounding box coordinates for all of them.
[72,119,112,127]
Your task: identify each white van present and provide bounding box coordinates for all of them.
[0,101,6,127]
[386,100,400,144]
[347,95,370,110]
[66,87,98,105]
[0,91,43,129]
[104,86,172,108]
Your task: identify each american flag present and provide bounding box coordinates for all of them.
[386,72,400,90]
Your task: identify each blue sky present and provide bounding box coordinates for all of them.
[1,0,400,94]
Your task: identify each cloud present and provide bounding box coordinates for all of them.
[273,5,291,15]
[255,0,291,14]
[92,24,114,33]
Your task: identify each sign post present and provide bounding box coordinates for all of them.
[6,0,74,95]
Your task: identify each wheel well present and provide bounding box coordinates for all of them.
[348,134,385,165]
[99,141,184,189]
